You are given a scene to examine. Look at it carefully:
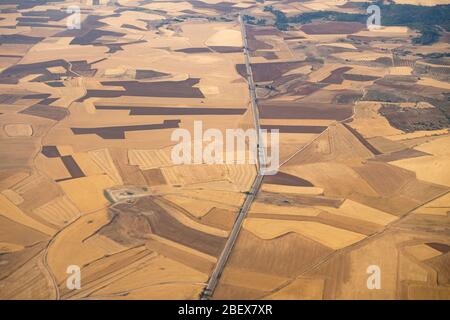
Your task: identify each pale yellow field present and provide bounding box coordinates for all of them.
[350,101,403,138]
[366,26,409,33]
[333,51,391,62]
[182,180,241,193]
[302,2,334,10]
[88,148,123,185]
[84,234,127,255]
[57,145,74,156]
[261,184,324,195]
[58,175,115,213]
[226,164,256,192]
[243,218,366,250]
[233,2,255,9]
[250,202,323,216]
[35,156,71,181]
[318,199,398,226]
[164,194,217,218]
[205,29,243,47]
[3,124,33,137]
[179,189,245,207]
[390,155,450,187]
[417,77,450,90]
[0,194,55,236]
[101,10,164,30]
[89,254,209,299]
[414,135,450,156]
[284,162,379,199]
[389,67,412,75]
[33,196,80,228]
[283,65,313,76]
[72,153,104,176]
[404,244,442,261]
[154,198,229,237]
[161,165,228,186]
[47,208,120,281]
[386,129,449,141]
[345,65,387,77]
[141,1,196,16]
[326,80,368,91]
[1,189,24,205]
[412,192,450,216]
[320,42,357,50]
[128,148,173,170]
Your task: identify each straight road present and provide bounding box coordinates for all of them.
[200,14,266,300]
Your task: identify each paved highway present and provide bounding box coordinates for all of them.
[201,14,266,300]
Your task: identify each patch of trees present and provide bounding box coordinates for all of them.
[378,3,449,45]
[264,3,450,45]
[263,5,288,30]
[243,15,266,26]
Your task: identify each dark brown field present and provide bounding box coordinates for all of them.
[236,61,307,82]
[71,120,181,139]
[260,124,327,133]
[343,74,380,81]
[175,48,212,53]
[259,101,353,120]
[80,79,205,100]
[321,66,352,84]
[20,103,68,121]
[263,171,313,187]
[56,156,85,181]
[95,105,247,115]
[379,105,448,132]
[41,145,61,158]
[209,46,243,53]
[257,191,343,208]
[101,197,227,257]
[301,21,366,35]
[372,149,430,162]
[342,123,381,155]
[142,168,167,186]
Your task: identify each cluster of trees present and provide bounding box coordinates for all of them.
[263,5,288,30]
[243,14,266,26]
[263,3,450,45]
[378,3,449,44]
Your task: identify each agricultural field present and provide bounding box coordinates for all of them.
[0,0,449,300]
[212,0,450,300]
